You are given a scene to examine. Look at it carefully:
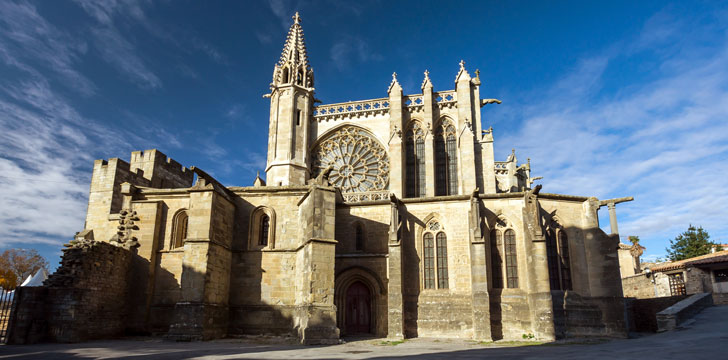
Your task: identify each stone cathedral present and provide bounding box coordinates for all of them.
[29,14,633,344]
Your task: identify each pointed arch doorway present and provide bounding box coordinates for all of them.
[345,281,372,334]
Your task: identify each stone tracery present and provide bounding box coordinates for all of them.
[311,126,390,193]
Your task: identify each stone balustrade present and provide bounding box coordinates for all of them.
[342,190,390,203]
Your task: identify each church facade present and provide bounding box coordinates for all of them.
[78,14,630,344]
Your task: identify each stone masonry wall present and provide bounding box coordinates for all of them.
[8,240,132,344]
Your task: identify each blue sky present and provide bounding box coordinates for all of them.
[1,0,727,268]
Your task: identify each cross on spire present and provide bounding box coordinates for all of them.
[293,11,301,24]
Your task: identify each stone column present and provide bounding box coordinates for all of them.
[608,203,618,235]
[522,190,555,341]
[388,74,405,198]
[127,196,163,334]
[468,194,491,340]
[423,74,436,197]
[166,186,234,341]
[455,64,478,194]
[582,198,623,298]
[387,196,405,339]
[294,185,339,344]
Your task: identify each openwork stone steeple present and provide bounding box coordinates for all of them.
[272,12,313,88]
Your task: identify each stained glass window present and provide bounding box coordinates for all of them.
[423,233,435,289]
[491,229,503,288]
[504,229,518,288]
[259,214,270,246]
[436,232,449,289]
[311,126,390,193]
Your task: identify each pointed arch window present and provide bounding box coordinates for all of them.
[559,230,572,290]
[423,233,435,289]
[406,122,426,198]
[436,232,449,289]
[423,220,448,289]
[490,229,503,288]
[504,229,518,288]
[435,118,458,196]
[546,224,572,291]
[249,207,276,250]
[171,210,188,249]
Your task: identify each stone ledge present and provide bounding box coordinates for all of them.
[656,292,713,332]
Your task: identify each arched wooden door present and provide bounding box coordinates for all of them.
[345,281,371,334]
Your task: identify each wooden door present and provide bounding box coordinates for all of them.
[345,281,371,334]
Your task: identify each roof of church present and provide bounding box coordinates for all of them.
[277,12,310,72]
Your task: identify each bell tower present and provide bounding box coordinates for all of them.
[265,12,314,186]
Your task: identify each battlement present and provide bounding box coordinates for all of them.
[129,149,193,188]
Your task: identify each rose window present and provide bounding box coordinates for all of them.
[311,127,389,193]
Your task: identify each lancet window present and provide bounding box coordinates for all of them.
[490,219,518,289]
[406,121,426,198]
[259,214,270,246]
[490,229,503,288]
[249,207,276,250]
[435,118,458,196]
[504,229,518,288]
[546,223,572,290]
[171,210,188,249]
[423,220,448,289]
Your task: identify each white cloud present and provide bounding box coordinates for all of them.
[91,27,162,89]
[0,1,96,96]
[330,37,383,71]
[496,11,728,254]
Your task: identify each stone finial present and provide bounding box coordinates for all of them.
[273,12,313,87]
[388,72,402,94]
[253,171,266,187]
[421,69,432,90]
[507,148,516,162]
[455,59,471,82]
[472,69,481,86]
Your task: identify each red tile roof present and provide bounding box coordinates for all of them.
[648,250,728,272]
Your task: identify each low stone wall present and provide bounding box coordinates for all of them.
[561,293,627,338]
[622,272,670,299]
[626,295,687,332]
[656,292,713,332]
[7,240,133,344]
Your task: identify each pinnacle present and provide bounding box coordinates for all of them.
[277,12,309,71]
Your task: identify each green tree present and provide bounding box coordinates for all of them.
[665,225,716,261]
[0,248,49,285]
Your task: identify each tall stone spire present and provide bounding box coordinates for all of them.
[272,12,313,88]
[266,12,315,187]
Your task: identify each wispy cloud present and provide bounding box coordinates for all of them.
[0,1,96,96]
[91,27,162,89]
[0,79,122,246]
[496,10,728,254]
[267,0,298,30]
[330,36,383,71]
